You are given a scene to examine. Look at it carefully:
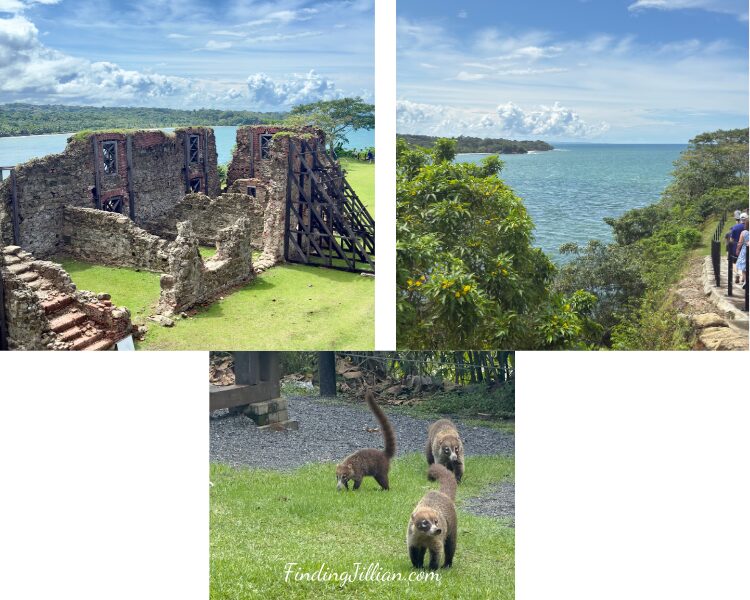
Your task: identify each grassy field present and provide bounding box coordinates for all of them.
[53,159,375,350]
[58,259,374,350]
[340,158,374,215]
[210,453,514,600]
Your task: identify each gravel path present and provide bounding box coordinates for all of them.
[210,395,513,468]
[210,395,514,521]
[463,482,515,526]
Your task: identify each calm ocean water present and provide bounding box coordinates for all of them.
[0,126,374,168]
[457,143,686,261]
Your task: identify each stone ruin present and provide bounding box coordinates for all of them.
[0,125,335,350]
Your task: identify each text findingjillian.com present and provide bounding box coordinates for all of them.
[283,562,441,587]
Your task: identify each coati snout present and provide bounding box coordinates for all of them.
[413,513,442,535]
[336,464,354,491]
[426,419,465,483]
[441,442,460,464]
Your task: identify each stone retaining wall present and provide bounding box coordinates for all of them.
[145,191,265,250]
[62,207,171,272]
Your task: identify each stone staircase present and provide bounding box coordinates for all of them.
[2,246,132,350]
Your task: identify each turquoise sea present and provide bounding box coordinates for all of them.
[457,143,686,261]
[0,126,374,168]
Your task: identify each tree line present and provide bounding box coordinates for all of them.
[398,134,553,154]
[0,103,286,137]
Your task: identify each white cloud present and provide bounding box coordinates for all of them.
[457,10,468,18]
[242,8,319,28]
[204,40,232,51]
[0,0,60,13]
[455,71,486,81]
[0,15,344,110]
[246,70,342,109]
[628,0,748,19]
[397,99,609,139]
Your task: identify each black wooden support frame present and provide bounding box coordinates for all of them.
[209,352,280,412]
[126,135,135,220]
[10,168,19,246]
[91,137,102,210]
[182,131,191,193]
[1,166,19,245]
[283,138,375,274]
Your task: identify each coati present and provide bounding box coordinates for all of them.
[407,463,458,570]
[426,419,465,483]
[335,391,396,491]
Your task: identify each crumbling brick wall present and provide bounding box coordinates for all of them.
[0,128,219,258]
[226,125,324,187]
[0,138,94,258]
[147,191,265,250]
[62,207,171,272]
[1,245,132,350]
[158,218,255,315]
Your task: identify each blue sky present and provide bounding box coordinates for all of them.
[398,0,748,142]
[0,0,373,110]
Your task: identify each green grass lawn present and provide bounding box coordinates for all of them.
[340,158,374,216]
[59,258,161,321]
[57,259,374,350]
[210,453,514,600]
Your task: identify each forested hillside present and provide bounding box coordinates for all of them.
[0,104,286,136]
[554,128,749,349]
[398,133,553,154]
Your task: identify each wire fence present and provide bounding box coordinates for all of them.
[338,351,514,386]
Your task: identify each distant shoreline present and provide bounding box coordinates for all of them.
[398,133,553,154]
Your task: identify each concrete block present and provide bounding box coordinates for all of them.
[268,409,289,424]
[244,401,269,416]
[268,397,288,413]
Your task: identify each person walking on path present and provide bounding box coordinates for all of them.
[729,213,747,283]
[736,220,749,290]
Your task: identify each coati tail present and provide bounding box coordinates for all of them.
[366,391,396,459]
[427,463,457,501]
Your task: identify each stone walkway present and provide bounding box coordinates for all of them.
[673,254,748,350]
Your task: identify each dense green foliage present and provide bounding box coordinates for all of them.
[398,134,553,154]
[287,97,374,153]
[555,128,749,349]
[397,138,597,349]
[0,103,285,136]
[398,128,747,350]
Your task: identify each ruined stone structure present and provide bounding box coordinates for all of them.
[1,245,132,350]
[158,218,255,315]
[0,128,219,258]
[61,206,255,316]
[63,207,171,272]
[227,126,375,273]
[149,192,265,250]
[0,124,373,350]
